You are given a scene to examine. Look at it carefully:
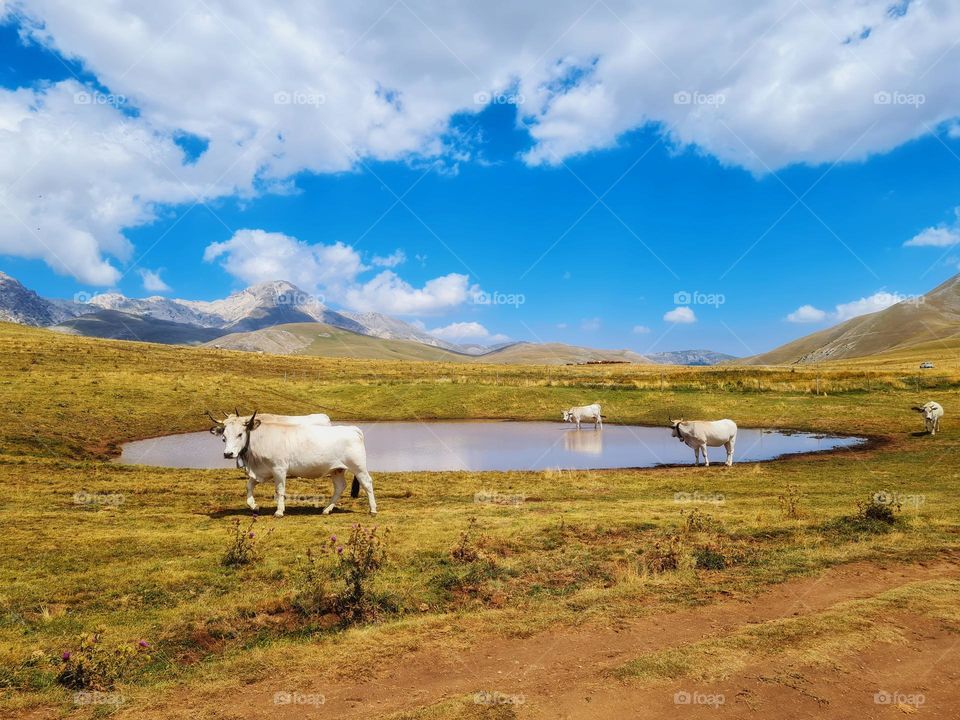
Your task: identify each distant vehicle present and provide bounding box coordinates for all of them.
[920,361,935,369]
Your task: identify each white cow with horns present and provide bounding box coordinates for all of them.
[670,418,738,467]
[912,401,944,435]
[208,410,376,517]
[562,403,604,430]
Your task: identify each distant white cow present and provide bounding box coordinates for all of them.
[670,418,738,466]
[912,402,944,435]
[210,411,376,517]
[562,403,603,430]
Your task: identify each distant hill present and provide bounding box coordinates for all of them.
[478,342,651,365]
[645,349,737,366]
[206,324,654,365]
[743,273,960,365]
[51,310,225,345]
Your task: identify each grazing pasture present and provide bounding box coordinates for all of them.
[1,322,959,718]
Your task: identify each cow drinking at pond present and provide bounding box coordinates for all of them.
[670,418,738,467]
[209,410,376,517]
[912,402,944,435]
[562,403,603,430]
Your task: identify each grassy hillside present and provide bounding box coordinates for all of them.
[744,274,960,365]
[206,322,652,365]
[51,309,225,345]
[206,322,469,362]
[2,321,959,718]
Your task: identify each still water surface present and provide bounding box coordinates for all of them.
[117,421,865,472]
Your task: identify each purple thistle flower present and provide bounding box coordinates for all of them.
[336,546,344,555]
[138,640,149,648]
[61,651,71,661]
[330,535,337,543]
[248,532,255,538]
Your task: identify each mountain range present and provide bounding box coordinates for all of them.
[0,272,736,365]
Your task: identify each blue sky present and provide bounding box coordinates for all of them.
[2,2,960,355]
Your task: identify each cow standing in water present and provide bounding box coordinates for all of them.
[670,418,738,467]
[210,411,376,516]
[562,403,603,430]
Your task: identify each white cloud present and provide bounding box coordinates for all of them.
[632,324,651,334]
[787,290,913,325]
[342,270,480,315]
[5,2,960,281]
[371,249,407,268]
[905,209,960,247]
[834,291,907,321]
[205,229,480,315]
[786,304,828,323]
[139,268,171,293]
[203,230,367,292]
[428,321,508,343]
[664,306,696,323]
[580,317,601,331]
[556,322,568,329]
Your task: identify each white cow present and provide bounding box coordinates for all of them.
[562,403,603,430]
[912,402,944,435]
[670,418,738,467]
[212,411,376,517]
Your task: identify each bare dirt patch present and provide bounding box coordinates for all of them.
[115,552,960,720]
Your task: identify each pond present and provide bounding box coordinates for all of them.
[117,421,865,472]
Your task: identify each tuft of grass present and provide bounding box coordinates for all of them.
[221,517,271,568]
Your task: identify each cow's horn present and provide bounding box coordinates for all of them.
[247,409,258,427]
[205,410,222,425]
[235,406,240,417]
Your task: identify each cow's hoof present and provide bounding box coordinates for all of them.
[273,511,284,518]
[369,511,378,516]
[322,508,333,515]
[248,504,259,512]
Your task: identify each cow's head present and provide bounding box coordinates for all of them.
[562,410,572,422]
[670,418,684,440]
[221,410,260,459]
[912,405,934,421]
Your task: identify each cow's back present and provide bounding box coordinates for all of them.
[247,423,366,477]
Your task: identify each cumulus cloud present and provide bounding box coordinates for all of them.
[787,290,913,324]
[203,230,367,292]
[580,317,601,331]
[632,325,651,334]
[4,2,960,281]
[664,306,696,323]
[139,268,171,293]
[834,291,908,321]
[428,321,509,343]
[342,270,480,315]
[786,304,828,323]
[371,249,407,268]
[905,209,960,247]
[205,229,480,315]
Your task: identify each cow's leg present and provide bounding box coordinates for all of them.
[595,416,601,430]
[576,418,581,430]
[323,470,347,515]
[702,445,710,467]
[693,446,700,466]
[355,470,377,515]
[273,469,287,518]
[245,474,259,512]
[724,438,735,466]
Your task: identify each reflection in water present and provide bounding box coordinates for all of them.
[118,421,866,472]
[563,429,603,455]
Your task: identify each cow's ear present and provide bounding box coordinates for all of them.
[210,425,224,435]
[250,419,261,430]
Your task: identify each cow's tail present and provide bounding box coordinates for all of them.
[351,478,361,498]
